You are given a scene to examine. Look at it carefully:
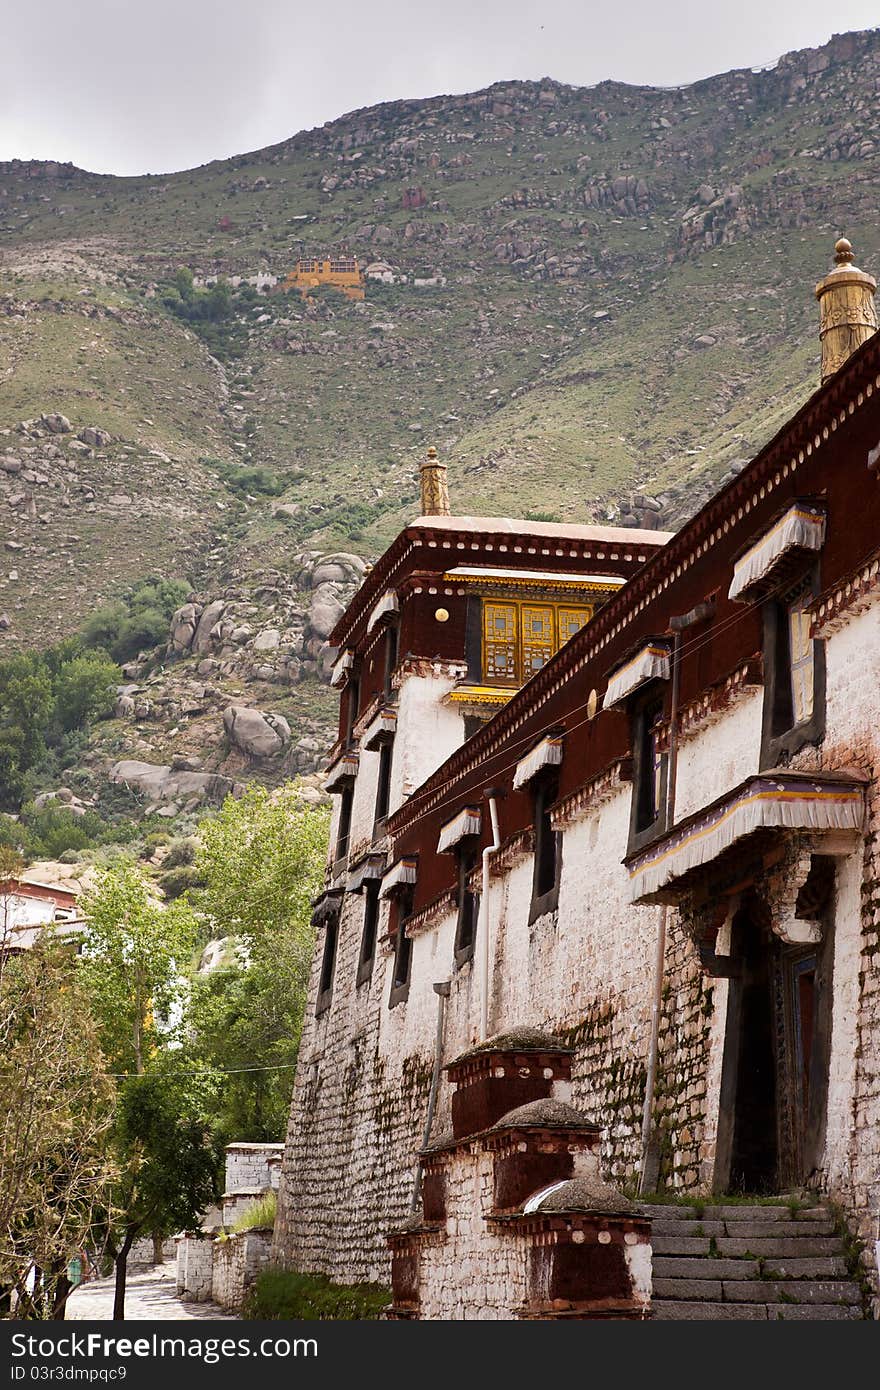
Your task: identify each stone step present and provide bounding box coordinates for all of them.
[653,1301,862,1321]
[721,1279,862,1305]
[646,1217,835,1239]
[765,1303,864,1321]
[654,1277,723,1300]
[643,1204,827,1225]
[717,1236,842,1259]
[652,1236,712,1256]
[652,1301,768,1321]
[762,1256,848,1280]
[653,1258,760,1280]
[647,1219,727,1238]
[652,1255,847,1281]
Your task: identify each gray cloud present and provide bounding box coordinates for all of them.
[2,0,878,174]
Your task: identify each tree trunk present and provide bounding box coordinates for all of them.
[51,1275,72,1320]
[152,1233,164,1265]
[113,1231,137,1321]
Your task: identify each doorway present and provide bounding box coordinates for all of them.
[719,905,779,1194]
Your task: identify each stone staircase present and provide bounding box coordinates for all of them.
[640,1201,867,1320]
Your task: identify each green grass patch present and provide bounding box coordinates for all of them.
[230,1191,276,1233]
[244,1269,390,1320]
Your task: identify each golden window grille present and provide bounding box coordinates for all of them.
[482,601,594,685]
[787,591,814,725]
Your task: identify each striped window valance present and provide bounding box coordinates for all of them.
[728,504,826,602]
[362,707,397,751]
[626,772,864,904]
[366,590,399,633]
[604,643,671,709]
[323,751,359,793]
[329,648,354,688]
[437,806,482,854]
[380,857,418,899]
[513,735,564,791]
[346,854,387,894]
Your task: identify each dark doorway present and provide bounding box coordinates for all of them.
[718,906,778,1194]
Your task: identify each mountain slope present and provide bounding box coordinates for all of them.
[1,27,878,794]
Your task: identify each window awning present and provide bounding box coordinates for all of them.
[728,504,826,602]
[346,854,386,894]
[329,648,353,688]
[380,857,418,899]
[323,751,359,793]
[362,707,397,751]
[366,590,399,633]
[311,889,343,927]
[626,772,865,905]
[604,643,671,709]
[437,806,482,854]
[513,735,564,791]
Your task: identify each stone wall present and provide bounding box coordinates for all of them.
[175,1235,214,1302]
[275,588,880,1306]
[211,1231,273,1312]
[224,1142,284,1194]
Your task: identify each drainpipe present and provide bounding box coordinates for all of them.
[479,792,503,1044]
[639,599,714,1195]
[410,980,451,1213]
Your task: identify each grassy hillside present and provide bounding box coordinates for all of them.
[0,28,878,809]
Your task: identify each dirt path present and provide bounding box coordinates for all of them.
[66,1259,236,1321]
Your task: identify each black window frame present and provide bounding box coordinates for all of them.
[334,781,354,865]
[626,689,670,856]
[759,564,826,770]
[383,621,400,700]
[344,667,361,749]
[373,737,394,837]
[357,878,381,987]
[389,883,414,1009]
[529,770,562,924]
[453,842,480,968]
[315,906,340,1016]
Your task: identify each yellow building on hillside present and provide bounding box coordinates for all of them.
[280,255,365,300]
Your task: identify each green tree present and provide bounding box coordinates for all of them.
[0,937,116,1319]
[107,1073,218,1321]
[79,865,198,1075]
[188,785,329,1141]
[53,652,119,732]
[81,577,189,664]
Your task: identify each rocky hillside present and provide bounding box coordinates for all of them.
[1,28,879,802]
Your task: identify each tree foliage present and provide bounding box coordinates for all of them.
[0,940,116,1318]
[79,864,198,1075]
[81,576,189,665]
[0,641,120,812]
[107,1072,218,1320]
[187,786,329,1142]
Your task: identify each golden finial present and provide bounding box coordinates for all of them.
[419,444,450,517]
[815,235,877,383]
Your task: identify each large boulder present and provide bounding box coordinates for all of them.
[223,705,291,759]
[170,601,201,653]
[109,759,239,804]
[78,426,113,448]
[192,599,226,653]
[40,413,71,434]
[308,584,345,640]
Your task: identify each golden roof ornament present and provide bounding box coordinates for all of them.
[419,445,450,517]
[815,237,878,383]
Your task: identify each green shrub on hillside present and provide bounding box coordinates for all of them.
[81,576,189,663]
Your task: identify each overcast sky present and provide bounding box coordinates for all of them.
[2,1,878,175]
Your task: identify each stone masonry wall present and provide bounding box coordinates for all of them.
[275,592,880,1299]
[211,1230,273,1312]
